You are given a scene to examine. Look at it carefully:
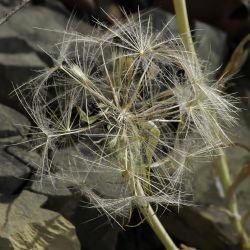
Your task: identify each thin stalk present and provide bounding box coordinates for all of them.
[173,0,250,249]
[173,0,198,140]
[173,0,195,55]
[215,149,250,249]
[136,180,179,250]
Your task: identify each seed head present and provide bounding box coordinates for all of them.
[17,11,238,223]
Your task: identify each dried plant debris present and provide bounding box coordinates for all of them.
[0,0,31,26]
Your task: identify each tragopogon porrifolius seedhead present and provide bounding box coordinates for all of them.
[17,11,238,224]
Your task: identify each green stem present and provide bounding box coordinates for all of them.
[215,149,250,249]
[173,0,195,55]
[136,180,179,250]
[173,0,250,248]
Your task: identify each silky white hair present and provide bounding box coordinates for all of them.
[17,11,238,224]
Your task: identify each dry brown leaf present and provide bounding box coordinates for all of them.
[227,164,250,203]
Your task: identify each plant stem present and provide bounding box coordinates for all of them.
[173,0,250,249]
[215,149,250,249]
[173,0,195,55]
[136,180,179,250]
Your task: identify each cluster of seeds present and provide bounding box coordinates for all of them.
[18,12,237,222]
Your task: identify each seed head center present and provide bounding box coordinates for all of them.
[118,109,130,123]
[140,50,145,56]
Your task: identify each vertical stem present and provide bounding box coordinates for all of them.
[136,180,179,250]
[173,0,195,55]
[215,149,250,249]
[173,0,250,248]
